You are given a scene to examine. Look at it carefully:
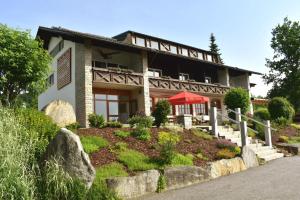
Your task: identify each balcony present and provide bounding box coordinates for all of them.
[93,68,144,87]
[149,76,230,95]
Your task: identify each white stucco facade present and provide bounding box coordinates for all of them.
[38,37,76,111]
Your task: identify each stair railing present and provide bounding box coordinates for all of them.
[227,108,273,147]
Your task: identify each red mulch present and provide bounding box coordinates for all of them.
[272,126,299,144]
[78,127,231,169]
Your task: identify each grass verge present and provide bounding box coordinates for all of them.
[80,135,109,154]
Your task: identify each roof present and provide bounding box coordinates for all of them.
[36,26,262,75]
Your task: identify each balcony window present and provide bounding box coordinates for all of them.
[198,52,203,60]
[136,37,145,47]
[205,77,211,84]
[179,73,189,81]
[148,68,161,77]
[150,41,159,50]
[170,45,177,54]
[207,54,212,62]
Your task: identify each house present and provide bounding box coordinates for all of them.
[37,26,261,127]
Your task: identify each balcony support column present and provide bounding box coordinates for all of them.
[142,51,151,116]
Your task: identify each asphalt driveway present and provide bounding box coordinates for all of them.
[139,157,300,200]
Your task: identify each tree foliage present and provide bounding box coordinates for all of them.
[263,18,300,111]
[0,24,51,107]
[152,100,171,127]
[209,33,224,64]
[268,97,295,122]
[224,87,250,118]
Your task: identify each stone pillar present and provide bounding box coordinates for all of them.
[177,114,192,129]
[83,42,93,127]
[240,121,249,147]
[217,68,230,86]
[264,120,272,147]
[142,51,151,116]
[235,108,241,130]
[210,107,218,137]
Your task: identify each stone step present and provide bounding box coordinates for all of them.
[255,149,278,157]
[260,152,284,162]
[248,143,263,148]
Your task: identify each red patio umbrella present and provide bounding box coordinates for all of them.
[168,91,209,105]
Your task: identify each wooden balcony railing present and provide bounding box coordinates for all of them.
[149,77,230,95]
[93,68,144,86]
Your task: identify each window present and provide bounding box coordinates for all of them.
[47,73,54,87]
[179,73,189,81]
[189,49,198,58]
[205,77,211,84]
[148,68,161,77]
[50,40,64,57]
[135,37,145,47]
[146,39,151,47]
[207,54,212,62]
[92,60,106,68]
[170,45,177,54]
[160,42,170,51]
[150,41,159,50]
[178,104,190,115]
[194,104,206,115]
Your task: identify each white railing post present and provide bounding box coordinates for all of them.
[210,107,218,137]
[235,108,241,130]
[264,120,272,147]
[240,121,249,147]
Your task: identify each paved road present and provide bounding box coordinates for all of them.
[139,157,300,200]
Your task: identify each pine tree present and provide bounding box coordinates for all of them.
[209,33,224,64]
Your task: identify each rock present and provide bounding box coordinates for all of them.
[44,128,95,188]
[208,157,246,179]
[276,143,300,155]
[242,146,259,168]
[44,100,76,127]
[106,170,160,199]
[164,166,210,190]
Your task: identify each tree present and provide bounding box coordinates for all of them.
[152,100,171,127]
[263,18,300,112]
[224,87,250,118]
[0,24,51,107]
[209,33,224,64]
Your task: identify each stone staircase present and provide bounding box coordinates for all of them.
[218,126,284,162]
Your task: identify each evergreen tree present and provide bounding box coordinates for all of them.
[209,33,224,64]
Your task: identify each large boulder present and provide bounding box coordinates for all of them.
[106,170,160,199]
[208,157,246,179]
[44,100,76,127]
[43,128,95,188]
[241,146,259,168]
[164,166,210,190]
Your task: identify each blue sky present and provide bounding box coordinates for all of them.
[1,0,300,96]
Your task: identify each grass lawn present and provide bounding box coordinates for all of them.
[80,135,109,154]
[191,129,213,140]
[118,149,159,171]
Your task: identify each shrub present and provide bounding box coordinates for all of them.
[191,128,213,140]
[88,114,105,128]
[40,158,88,200]
[80,136,109,154]
[158,131,180,145]
[156,174,167,193]
[291,123,300,130]
[65,122,81,132]
[274,116,289,127]
[128,115,153,128]
[152,100,171,127]
[195,149,209,161]
[13,108,59,159]
[224,88,250,118]
[131,127,151,141]
[106,121,123,128]
[216,149,236,159]
[114,142,128,151]
[230,146,241,155]
[170,153,194,166]
[248,128,256,138]
[288,136,300,144]
[118,149,158,171]
[216,139,236,149]
[268,97,295,122]
[114,130,131,138]
[278,135,289,143]
[254,108,270,121]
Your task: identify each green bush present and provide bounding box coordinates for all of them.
[191,128,213,140]
[114,142,128,151]
[114,130,131,138]
[118,149,158,171]
[88,114,105,128]
[65,122,81,132]
[268,97,295,122]
[254,108,270,121]
[80,135,109,154]
[291,123,300,130]
[278,135,289,143]
[158,131,180,165]
[106,121,123,128]
[156,174,167,193]
[14,108,59,159]
[128,115,153,128]
[274,116,289,127]
[152,100,171,127]
[224,88,250,118]
[131,127,151,141]
[170,153,194,166]
[288,136,300,144]
[248,128,256,138]
[158,131,180,145]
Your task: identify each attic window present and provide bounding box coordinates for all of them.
[198,52,203,60]
[207,54,212,62]
[189,49,198,58]
[150,41,159,50]
[136,37,145,47]
[50,40,64,57]
[180,48,188,56]
[170,45,177,54]
[160,42,170,51]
